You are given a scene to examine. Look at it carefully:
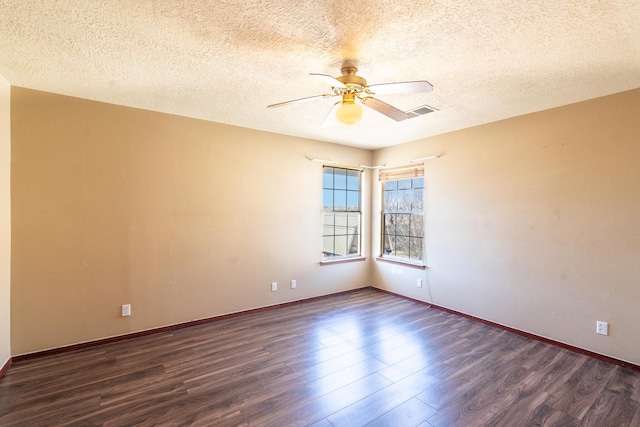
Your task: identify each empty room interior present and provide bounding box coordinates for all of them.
[1,1,640,426]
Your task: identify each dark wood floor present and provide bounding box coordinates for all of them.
[1,288,639,426]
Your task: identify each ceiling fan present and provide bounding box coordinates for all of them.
[267,63,434,125]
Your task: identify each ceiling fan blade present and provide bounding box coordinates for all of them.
[321,102,341,127]
[361,97,410,121]
[310,73,347,89]
[267,94,333,108]
[367,80,433,94]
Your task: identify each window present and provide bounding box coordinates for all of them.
[322,166,361,259]
[380,165,424,263]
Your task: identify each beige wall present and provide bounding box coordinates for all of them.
[10,88,372,355]
[9,84,640,365]
[372,88,640,364]
[0,74,10,366]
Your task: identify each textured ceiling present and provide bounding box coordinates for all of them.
[1,1,639,149]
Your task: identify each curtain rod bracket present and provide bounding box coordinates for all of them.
[306,157,337,164]
[409,155,440,163]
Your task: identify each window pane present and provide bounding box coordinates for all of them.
[384,180,397,191]
[347,170,359,191]
[323,214,335,236]
[398,178,411,190]
[323,167,334,189]
[409,237,423,260]
[384,190,397,211]
[335,235,347,256]
[334,169,347,190]
[412,188,423,211]
[347,213,360,229]
[398,189,412,211]
[348,233,360,255]
[348,213,360,255]
[397,214,410,236]
[334,190,347,211]
[333,214,347,234]
[384,214,396,235]
[395,236,410,258]
[382,233,394,255]
[322,236,335,256]
[412,177,424,189]
[410,214,424,238]
[346,190,359,211]
[323,189,333,210]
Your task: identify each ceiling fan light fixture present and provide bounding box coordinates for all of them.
[336,96,363,125]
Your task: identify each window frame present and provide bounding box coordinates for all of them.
[321,166,364,262]
[378,165,426,268]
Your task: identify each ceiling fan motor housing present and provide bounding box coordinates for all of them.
[336,67,367,91]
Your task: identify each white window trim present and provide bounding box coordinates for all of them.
[378,164,425,265]
[321,166,364,261]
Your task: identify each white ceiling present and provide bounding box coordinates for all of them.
[1,1,639,149]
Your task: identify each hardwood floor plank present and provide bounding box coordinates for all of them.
[1,396,101,427]
[546,358,617,419]
[0,364,164,417]
[307,419,334,427]
[327,368,437,427]
[364,397,437,427]
[529,349,584,394]
[378,352,436,383]
[523,401,580,427]
[425,364,533,427]
[258,373,393,427]
[492,389,554,427]
[606,366,640,402]
[61,383,189,426]
[191,409,249,427]
[578,389,640,427]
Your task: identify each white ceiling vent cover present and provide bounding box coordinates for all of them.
[406,105,438,119]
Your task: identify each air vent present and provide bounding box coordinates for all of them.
[405,105,438,119]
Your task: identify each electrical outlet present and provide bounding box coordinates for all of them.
[122,304,131,317]
[291,279,297,289]
[417,279,422,288]
[271,282,277,292]
[596,321,608,336]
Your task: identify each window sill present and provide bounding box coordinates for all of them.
[375,256,427,270]
[320,256,367,266]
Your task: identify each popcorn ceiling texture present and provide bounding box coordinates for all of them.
[1,0,639,148]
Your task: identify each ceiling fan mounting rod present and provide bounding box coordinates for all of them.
[341,66,358,76]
